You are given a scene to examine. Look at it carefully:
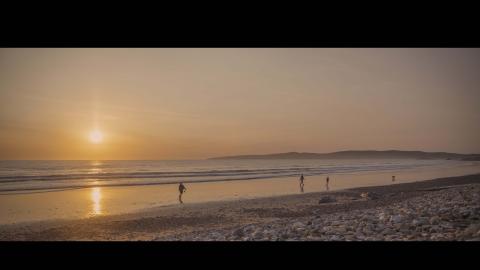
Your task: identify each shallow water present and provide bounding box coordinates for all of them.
[0,159,466,192]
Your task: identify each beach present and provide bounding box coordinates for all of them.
[1,159,480,224]
[1,173,479,241]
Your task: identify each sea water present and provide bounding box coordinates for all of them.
[0,159,469,193]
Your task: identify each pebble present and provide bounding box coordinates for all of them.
[158,184,480,241]
[319,196,336,204]
[233,228,244,238]
[390,215,403,223]
[429,216,440,225]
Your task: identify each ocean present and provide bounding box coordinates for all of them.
[0,159,462,194]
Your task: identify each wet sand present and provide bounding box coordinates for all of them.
[1,173,479,241]
[1,160,479,224]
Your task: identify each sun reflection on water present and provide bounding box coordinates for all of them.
[91,187,102,216]
[89,161,103,174]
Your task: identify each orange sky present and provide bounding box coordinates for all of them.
[1,48,479,160]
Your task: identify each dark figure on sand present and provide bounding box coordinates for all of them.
[299,174,305,193]
[392,175,395,182]
[178,182,187,204]
[326,176,330,191]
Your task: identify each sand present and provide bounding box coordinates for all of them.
[1,173,479,241]
[2,160,479,224]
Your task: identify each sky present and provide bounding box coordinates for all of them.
[0,48,479,160]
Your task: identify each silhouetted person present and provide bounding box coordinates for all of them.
[326,176,330,191]
[299,174,305,193]
[392,175,395,182]
[178,182,187,204]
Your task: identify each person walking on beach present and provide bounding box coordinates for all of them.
[392,175,395,182]
[299,174,305,193]
[178,182,187,204]
[326,176,330,191]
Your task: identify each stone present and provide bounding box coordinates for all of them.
[335,226,347,234]
[461,211,471,219]
[390,215,404,223]
[330,235,341,241]
[375,224,385,231]
[361,192,380,200]
[233,228,244,238]
[411,219,420,226]
[378,212,387,221]
[253,231,263,239]
[429,216,440,225]
[463,223,480,236]
[292,222,305,229]
[319,196,336,204]
[263,229,274,236]
[383,228,394,235]
[331,220,342,226]
[157,184,480,241]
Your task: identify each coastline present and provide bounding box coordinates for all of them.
[1,161,480,225]
[1,173,479,241]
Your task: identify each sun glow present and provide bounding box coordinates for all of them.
[89,130,103,144]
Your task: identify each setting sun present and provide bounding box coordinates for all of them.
[89,130,103,144]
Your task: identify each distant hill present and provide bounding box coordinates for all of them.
[209,150,480,160]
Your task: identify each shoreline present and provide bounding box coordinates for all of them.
[1,173,479,240]
[2,160,479,224]
[1,160,477,195]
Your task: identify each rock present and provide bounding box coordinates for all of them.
[418,217,429,225]
[383,228,394,235]
[331,220,341,226]
[233,228,244,238]
[337,227,347,234]
[361,192,380,200]
[429,216,440,225]
[429,225,440,233]
[460,211,471,219]
[292,222,305,229]
[376,224,385,231]
[399,223,410,231]
[319,196,336,204]
[390,215,404,223]
[263,229,274,236]
[253,231,263,239]
[440,222,454,230]
[411,219,420,226]
[329,235,341,241]
[462,223,480,236]
[244,225,255,233]
[412,218,429,226]
[465,236,480,241]
[378,212,387,221]
[355,233,365,239]
[158,184,480,241]
[210,232,222,239]
[361,215,373,222]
